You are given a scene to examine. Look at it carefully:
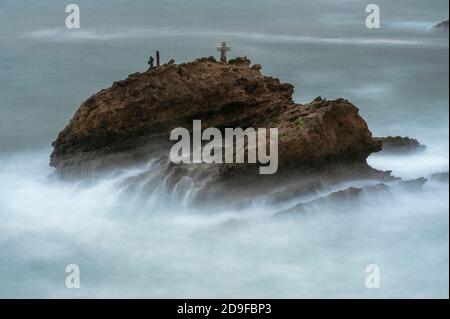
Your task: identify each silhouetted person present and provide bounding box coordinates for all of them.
[148,56,154,69]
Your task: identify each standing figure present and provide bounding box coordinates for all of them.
[148,56,154,69]
[217,42,231,63]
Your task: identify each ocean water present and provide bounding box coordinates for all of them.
[0,0,448,298]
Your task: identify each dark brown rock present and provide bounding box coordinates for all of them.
[50,57,382,183]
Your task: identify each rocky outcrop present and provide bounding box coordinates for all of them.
[398,177,428,190]
[51,56,381,180]
[432,20,449,32]
[275,183,390,217]
[430,172,449,183]
[275,176,432,217]
[374,136,426,154]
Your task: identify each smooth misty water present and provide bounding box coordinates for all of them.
[0,0,448,298]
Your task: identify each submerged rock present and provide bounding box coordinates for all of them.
[275,183,391,217]
[275,187,361,217]
[398,177,428,190]
[374,136,426,154]
[430,172,449,183]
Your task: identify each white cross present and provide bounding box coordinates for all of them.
[217,41,231,63]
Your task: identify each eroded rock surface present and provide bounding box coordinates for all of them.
[51,57,381,179]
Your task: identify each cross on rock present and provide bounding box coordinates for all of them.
[217,42,231,63]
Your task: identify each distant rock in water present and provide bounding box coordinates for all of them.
[398,177,428,191]
[431,19,449,32]
[374,136,426,154]
[50,56,393,205]
[430,172,449,183]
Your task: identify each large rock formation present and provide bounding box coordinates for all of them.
[50,56,390,205]
[51,57,380,176]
